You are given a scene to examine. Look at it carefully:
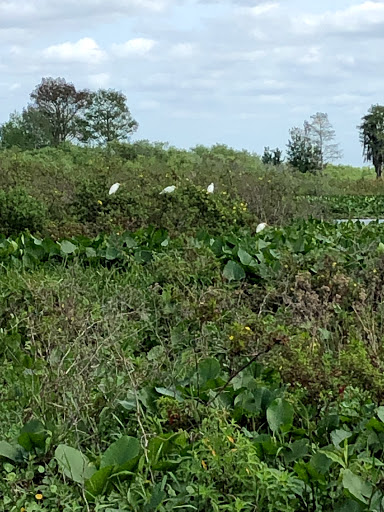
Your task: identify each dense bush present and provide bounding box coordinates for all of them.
[1,220,384,509]
[0,187,47,235]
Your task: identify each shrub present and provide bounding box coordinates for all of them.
[0,187,47,235]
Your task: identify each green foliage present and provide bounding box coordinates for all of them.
[0,187,47,236]
[2,143,384,510]
[359,104,384,178]
[287,126,322,173]
[262,146,283,166]
[81,88,138,144]
[306,195,384,218]
[0,109,53,150]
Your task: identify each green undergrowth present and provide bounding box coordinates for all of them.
[2,220,384,510]
[1,143,384,238]
[305,196,384,219]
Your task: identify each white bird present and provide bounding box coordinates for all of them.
[207,183,214,194]
[256,222,267,233]
[160,185,176,195]
[109,183,120,195]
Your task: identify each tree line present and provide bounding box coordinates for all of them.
[0,77,138,149]
[1,77,384,179]
[264,107,384,179]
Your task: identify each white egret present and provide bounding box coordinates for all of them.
[256,222,267,233]
[109,183,120,195]
[160,185,176,195]
[207,183,214,194]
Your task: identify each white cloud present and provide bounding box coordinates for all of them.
[0,0,383,165]
[111,38,157,57]
[295,1,384,37]
[42,38,106,64]
[137,99,161,110]
[170,43,197,58]
[88,73,111,88]
[242,2,279,16]
[0,0,173,28]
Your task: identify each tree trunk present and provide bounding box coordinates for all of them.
[375,163,382,179]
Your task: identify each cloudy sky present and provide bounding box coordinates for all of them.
[1,0,383,165]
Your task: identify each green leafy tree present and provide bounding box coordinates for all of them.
[0,108,53,150]
[262,147,283,166]
[359,104,384,179]
[305,112,342,169]
[286,126,321,173]
[29,77,91,146]
[80,89,138,145]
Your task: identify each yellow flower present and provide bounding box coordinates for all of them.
[243,207,247,211]
[244,326,251,331]
[35,493,43,500]
[373,269,377,273]
[97,200,103,205]
[201,460,207,470]
[227,436,235,444]
[245,468,250,475]
[240,203,244,207]
[139,174,144,177]
[229,335,234,340]
[258,177,263,180]
[211,449,217,456]
[21,508,27,512]
[332,262,336,267]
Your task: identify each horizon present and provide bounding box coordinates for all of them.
[1,1,384,166]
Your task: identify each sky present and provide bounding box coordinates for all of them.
[1,0,384,165]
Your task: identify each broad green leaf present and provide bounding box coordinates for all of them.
[144,482,166,512]
[198,358,220,385]
[266,398,294,433]
[309,452,332,475]
[18,420,47,452]
[319,449,346,468]
[234,389,269,415]
[134,250,153,263]
[155,387,184,402]
[152,459,181,471]
[101,436,141,472]
[55,445,95,484]
[85,247,97,258]
[0,441,24,463]
[238,248,253,266]
[105,247,120,261]
[147,345,165,361]
[284,439,309,464]
[377,406,384,423]
[60,240,77,255]
[331,429,352,447]
[223,260,246,281]
[42,238,61,256]
[85,466,114,500]
[121,233,137,248]
[342,469,372,504]
[118,392,136,411]
[118,400,136,411]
